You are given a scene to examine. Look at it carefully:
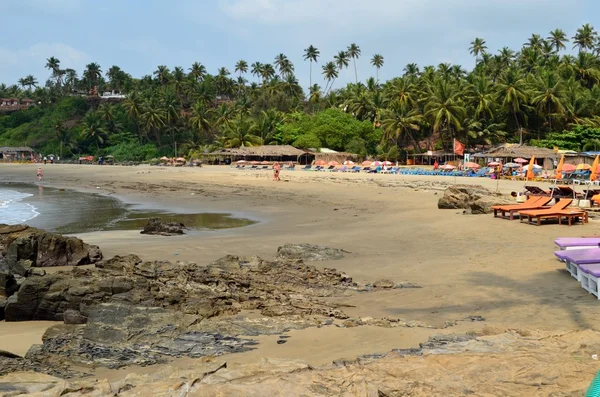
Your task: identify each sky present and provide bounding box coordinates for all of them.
[0,0,597,90]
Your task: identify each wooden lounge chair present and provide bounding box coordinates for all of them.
[524,186,551,196]
[551,185,582,199]
[492,196,553,220]
[518,199,575,225]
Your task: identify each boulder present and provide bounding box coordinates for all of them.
[277,244,349,261]
[437,185,513,214]
[140,218,186,236]
[0,224,103,268]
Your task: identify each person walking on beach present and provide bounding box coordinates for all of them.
[37,167,43,181]
[43,156,47,165]
[273,162,281,181]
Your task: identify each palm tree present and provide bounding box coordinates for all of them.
[55,121,71,157]
[81,112,108,151]
[235,60,248,79]
[381,102,423,148]
[106,65,124,92]
[251,62,264,83]
[334,51,350,73]
[188,101,212,138]
[423,78,467,145]
[303,45,320,88]
[274,54,291,77]
[84,63,102,89]
[222,115,262,147]
[18,77,27,90]
[141,99,166,143]
[260,64,276,83]
[189,62,207,82]
[496,67,529,143]
[525,34,544,51]
[154,65,171,85]
[469,38,487,67]
[548,29,568,53]
[573,24,597,53]
[347,43,361,83]
[322,61,339,95]
[371,54,384,81]
[98,103,115,122]
[64,69,77,92]
[45,57,62,86]
[530,71,566,132]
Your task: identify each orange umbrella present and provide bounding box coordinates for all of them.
[361,160,372,166]
[526,156,536,180]
[562,164,576,173]
[328,161,339,166]
[315,160,327,166]
[591,155,600,181]
[463,161,480,169]
[555,155,564,180]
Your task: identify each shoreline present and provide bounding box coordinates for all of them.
[1,163,600,391]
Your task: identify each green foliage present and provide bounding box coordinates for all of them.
[530,126,600,151]
[104,141,159,161]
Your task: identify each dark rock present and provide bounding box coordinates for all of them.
[373,279,395,289]
[140,218,186,236]
[63,309,87,324]
[0,296,5,320]
[437,185,513,214]
[277,244,349,261]
[277,339,287,344]
[0,224,103,267]
[0,349,82,378]
[27,267,46,277]
[0,270,17,297]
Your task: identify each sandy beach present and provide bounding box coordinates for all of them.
[1,163,600,390]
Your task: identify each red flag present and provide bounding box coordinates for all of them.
[453,139,465,156]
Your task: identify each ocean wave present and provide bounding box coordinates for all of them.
[0,189,40,224]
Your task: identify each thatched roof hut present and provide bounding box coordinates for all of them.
[472,144,558,169]
[206,145,314,164]
[310,148,359,163]
[0,146,35,161]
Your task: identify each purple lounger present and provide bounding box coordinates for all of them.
[578,264,600,298]
[554,237,600,251]
[554,249,600,280]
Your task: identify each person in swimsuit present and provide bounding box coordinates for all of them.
[273,162,281,181]
[37,167,43,181]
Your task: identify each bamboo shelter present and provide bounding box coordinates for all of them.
[205,145,314,164]
[472,144,558,169]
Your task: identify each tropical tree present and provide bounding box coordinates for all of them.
[222,115,262,147]
[154,65,171,85]
[573,24,597,53]
[189,62,207,82]
[235,60,248,79]
[548,29,568,53]
[322,61,338,95]
[347,43,361,83]
[371,54,384,81]
[81,112,108,151]
[303,45,320,88]
[469,38,487,67]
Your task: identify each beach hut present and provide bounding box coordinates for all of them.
[206,145,314,165]
[471,144,558,169]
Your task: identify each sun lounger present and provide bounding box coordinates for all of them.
[555,249,600,280]
[518,199,574,225]
[492,196,552,220]
[524,186,551,196]
[577,264,600,298]
[303,165,311,171]
[550,185,581,199]
[555,237,600,250]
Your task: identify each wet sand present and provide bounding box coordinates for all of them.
[0,163,598,375]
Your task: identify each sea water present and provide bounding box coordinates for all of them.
[0,189,40,224]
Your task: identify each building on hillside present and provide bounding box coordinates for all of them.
[0,98,36,112]
[471,144,558,169]
[0,146,36,161]
[206,145,314,164]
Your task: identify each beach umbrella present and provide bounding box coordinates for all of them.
[514,157,528,164]
[371,161,383,166]
[361,160,372,166]
[260,161,270,165]
[236,160,247,164]
[382,161,393,166]
[591,155,600,181]
[159,156,168,161]
[488,161,501,166]
[464,161,480,168]
[440,164,456,170]
[576,163,592,170]
[176,157,186,162]
[328,161,339,166]
[251,161,259,165]
[315,160,327,166]
[343,160,355,165]
[555,155,564,180]
[504,162,520,168]
[562,164,576,173]
[526,156,536,180]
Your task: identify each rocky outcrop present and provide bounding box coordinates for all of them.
[277,244,349,261]
[4,254,357,322]
[140,218,186,236]
[437,185,513,214]
[0,224,102,270]
[3,330,599,396]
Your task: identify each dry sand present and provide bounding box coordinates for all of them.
[1,164,599,382]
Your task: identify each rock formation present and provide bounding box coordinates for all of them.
[277,243,349,261]
[437,185,513,214]
[140,218,186,235]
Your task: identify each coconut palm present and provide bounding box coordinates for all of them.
[188,101,212,137]
[371,54,384,81]
[55,121,72,157]
[424,79,467,143]
[81,112,108,151]
[235,60,248,79]
[303,45,320,88]
[334,51,350,72]
[322,61,339,95]
[496,67,529,143]
[189,62,207,82]
[347,43,361,83]
[573,24,597,53]
[548,29,568,53]
[140,98,166,143]
[84,63,102,89]
[154,65,171,85]
[251,62,264,82]
[469,38,487,67]
[222,115,262,147]
[381,102,423,148]
[530,71,566,131]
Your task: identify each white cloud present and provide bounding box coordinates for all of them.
[0,43,89,84]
